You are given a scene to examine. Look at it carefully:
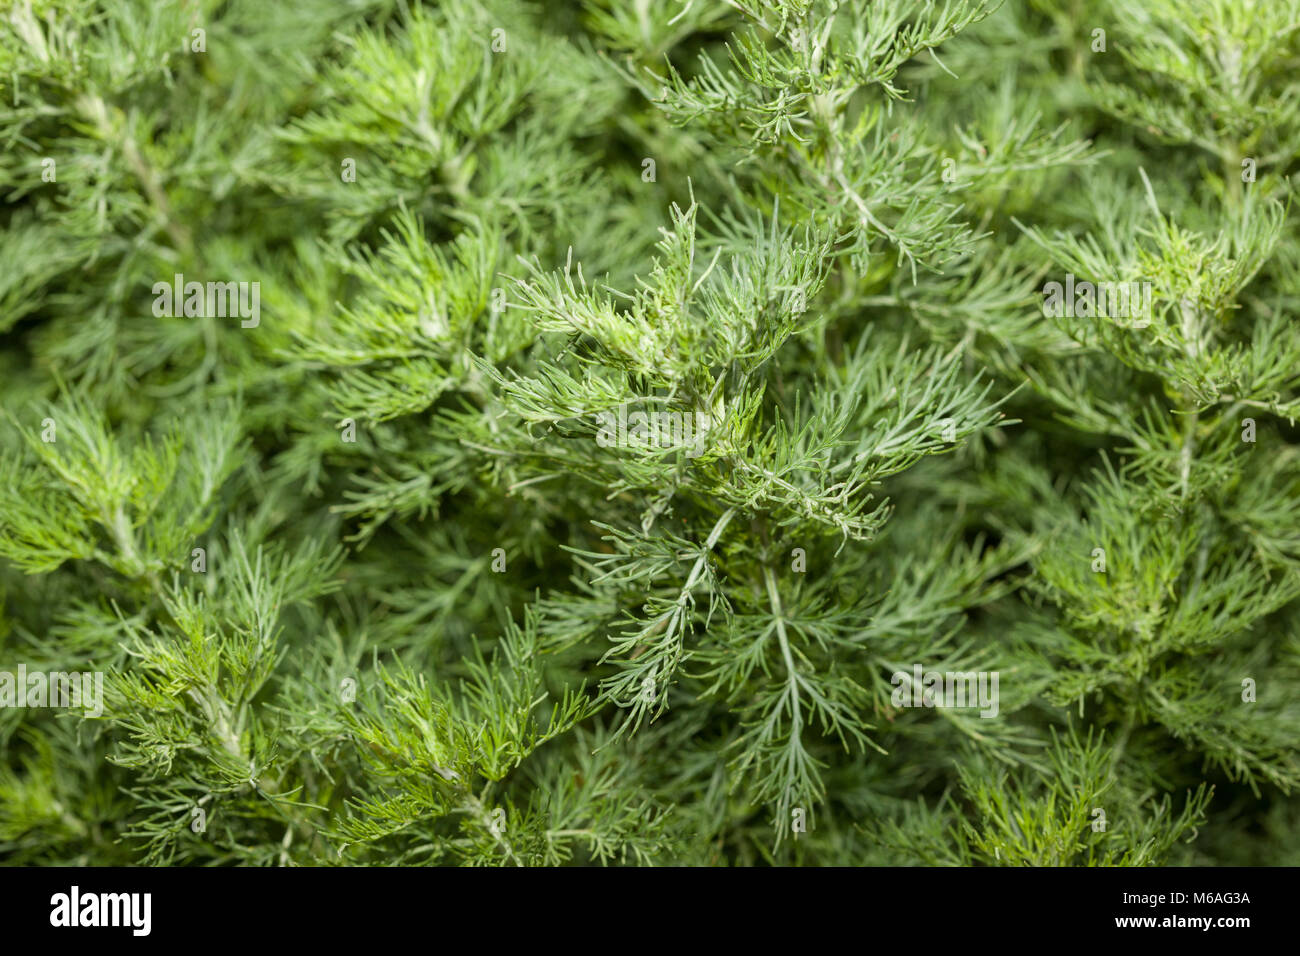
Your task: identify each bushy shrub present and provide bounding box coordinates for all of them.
[2,0,1298,866]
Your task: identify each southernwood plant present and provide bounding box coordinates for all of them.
[1,0,1298,867]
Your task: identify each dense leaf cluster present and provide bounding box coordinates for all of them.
[2,0,1298,865]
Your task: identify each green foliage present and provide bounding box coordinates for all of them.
[1,0,1298,866]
